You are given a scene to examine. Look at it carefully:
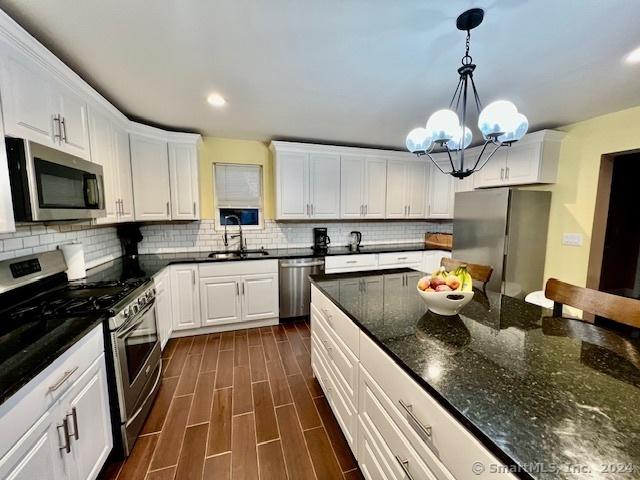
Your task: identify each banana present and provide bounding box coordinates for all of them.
[431,266,447,279]
[454,265,473,292]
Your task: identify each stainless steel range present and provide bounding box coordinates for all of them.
[0,250,161,457]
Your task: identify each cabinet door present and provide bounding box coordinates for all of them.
[130,134,171,220]
[364,158,387,218]
[241,273,279,321]
[63,355,112,480]
[200,276,242,326]
[474,147,508,188]
[0,53,56,146]
[169,142,199,220]
[309,153,340,219]
[56,84,90,160]
[406,161,427,218]
[171,266,201,330]
[340,155,364,219]
[276,151,309,219]
[113,126,135,222]
[155,270,173,349]
[504,142,541,185]
[88,110,118,224]
[385,160,406,218]
[0,410,66,480]
[428,160,454,219]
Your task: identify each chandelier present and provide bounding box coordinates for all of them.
[405,8,528,179]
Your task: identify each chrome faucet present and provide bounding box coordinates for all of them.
[223,215,245,252]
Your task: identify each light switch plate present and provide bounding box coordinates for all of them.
[562,233,583,246]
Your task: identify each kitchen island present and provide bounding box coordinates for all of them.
[310,268,640,480]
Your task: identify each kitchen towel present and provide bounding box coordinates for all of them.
[60,242,86,280]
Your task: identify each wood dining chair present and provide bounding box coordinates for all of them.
[440,257,494,292]
[544,278,640,329]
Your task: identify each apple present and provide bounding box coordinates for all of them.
[417,276,430,291]
[435,284,452,292]
[445,274,461,291]
[430,276,445,288]
[425,287,435,292]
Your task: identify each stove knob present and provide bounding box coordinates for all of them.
[122,308,130,319]
[132,304,139,315]
[140,296,147,306]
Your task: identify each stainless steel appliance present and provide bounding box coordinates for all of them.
[453,188,551,298]
[0,251,160,457]
[312,227,330,251]
[5,137,105,221]
[279,257,325,318]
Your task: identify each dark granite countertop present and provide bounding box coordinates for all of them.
[84,242,449,282]
[310,268,640,480]
[0,314,105,405]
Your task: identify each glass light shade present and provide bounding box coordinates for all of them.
[498,113,529,142]
[478,100,519,138]
[446,126,472,151]
[426,109,460,142]
[406,127,432,153]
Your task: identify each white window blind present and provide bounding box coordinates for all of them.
[215,164,262,208]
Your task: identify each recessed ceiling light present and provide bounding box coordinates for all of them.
[207,93,226,107]
[625,46,640,64]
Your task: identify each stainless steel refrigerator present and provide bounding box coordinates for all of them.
[453,188,551,299]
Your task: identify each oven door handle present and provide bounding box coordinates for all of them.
[116,300,155,338]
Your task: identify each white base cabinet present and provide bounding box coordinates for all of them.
[170,265,201,331]
[0,326,111,480]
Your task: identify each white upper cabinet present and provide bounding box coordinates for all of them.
[0,120,15,234]
[427,156,455,219]
[309,153,340,218]
[130,132,171,221]
[386,160,427,218]
[473,130,566,188]
[273,144,340,220]
[0,48,90,160]
[340,155,386,219]
[169,141,200,220]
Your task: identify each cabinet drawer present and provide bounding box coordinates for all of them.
[311,286,359,355]
[311,335,358,451]
[378,251,423,267]
[325,254,377,272]
[311,305,358,406]
[359,333,516,480]
[359,372,442,480]
[198,259,278,278]
[0,324,104,458]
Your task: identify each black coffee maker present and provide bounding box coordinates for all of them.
[313,227,331,251]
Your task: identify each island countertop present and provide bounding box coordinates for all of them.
[310,268,640,480]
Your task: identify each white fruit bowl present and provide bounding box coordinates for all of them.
[416,287,474,316]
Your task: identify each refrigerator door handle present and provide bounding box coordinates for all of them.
[504,234,509,257]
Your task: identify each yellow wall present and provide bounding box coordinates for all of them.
[198,137,274,220]
[528,105,640,287]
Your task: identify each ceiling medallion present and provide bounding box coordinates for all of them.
[406,8,528,179]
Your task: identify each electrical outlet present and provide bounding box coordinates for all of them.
[562,233,583,246]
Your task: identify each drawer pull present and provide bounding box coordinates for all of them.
[346,260,358,264]
[66,407,79,440]
[399,399,433,442]
[48,367,79,393]
[397,256,408,260]
[57,418,71,454]
[394,456,415,480]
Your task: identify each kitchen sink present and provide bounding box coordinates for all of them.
[243,250,270,257]
[208,249,269,260]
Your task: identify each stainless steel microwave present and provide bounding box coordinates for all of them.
[6,137,105,221]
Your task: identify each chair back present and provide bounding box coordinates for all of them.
[544,278,640,328]
[440,257,493,288]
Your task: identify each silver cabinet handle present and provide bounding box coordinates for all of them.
[310,204,314,215]
[346,260,357,264]
[241,281,245,295]
[235,282,239,296]
[52,114,62,143]
[364,204,367,215]
[57,418,71,453]
[407,205,410,215]
[394,456,415,480]
[399,399,433,443]
[505,166,510,179]
[61,116,68,143]
[166,202,170,215]
[397,256,408,261]
[306,204,309,215]
[66,407,79,440]
[193,202,196,216]
[191,270,195,285]
[500,168,504,180]
[48,366,78,393]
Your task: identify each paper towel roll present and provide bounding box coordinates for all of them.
[60,242,86,280]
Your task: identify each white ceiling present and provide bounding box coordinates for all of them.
[2,0,640,149]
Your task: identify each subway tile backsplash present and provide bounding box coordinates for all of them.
[0,223,122,268]
[138,219,453,254]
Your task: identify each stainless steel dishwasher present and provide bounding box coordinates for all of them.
[279,257,325,318]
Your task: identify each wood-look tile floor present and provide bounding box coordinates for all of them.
[103,321,363,480]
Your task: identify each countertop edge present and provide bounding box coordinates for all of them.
[309,271,535,480]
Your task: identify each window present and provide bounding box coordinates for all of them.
[214,164,263,229]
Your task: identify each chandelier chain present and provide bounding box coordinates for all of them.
[462,30,472,65]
